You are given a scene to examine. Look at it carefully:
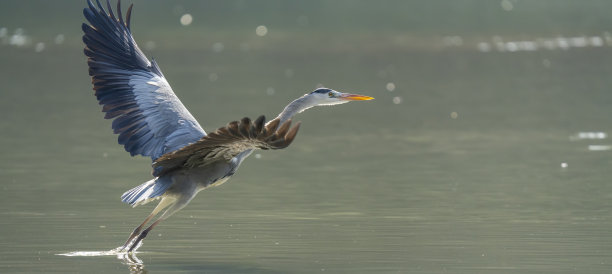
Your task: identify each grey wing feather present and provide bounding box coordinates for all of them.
[82,0,206,161]
[152,116,301,177]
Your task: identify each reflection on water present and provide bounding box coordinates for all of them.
[441,34,612,53]
[588,145,612,151]
[570,131,607,141]
[570,131,612,152]
[477,35,609,52]
[0,26,65,53]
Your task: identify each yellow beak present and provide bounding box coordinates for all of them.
[338,93,375,101]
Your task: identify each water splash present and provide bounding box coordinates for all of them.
[57,242,143,258]
[58,249,124,257]
[58,247,145,271]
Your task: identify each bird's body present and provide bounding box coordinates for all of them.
[82,0,373,252]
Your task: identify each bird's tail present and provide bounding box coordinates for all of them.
[121,177,173,207]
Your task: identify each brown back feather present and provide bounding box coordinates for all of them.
[152,115,301,176]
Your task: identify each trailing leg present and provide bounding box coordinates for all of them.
[128,218,164,252]
[117,197,175,252]
[126,195,190,252]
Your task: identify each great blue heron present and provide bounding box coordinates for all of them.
[82,0,373,252]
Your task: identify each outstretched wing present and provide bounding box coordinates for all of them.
[152,116,301,177]
[82,0,206,161]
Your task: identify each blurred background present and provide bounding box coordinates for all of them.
[1,0,612,273]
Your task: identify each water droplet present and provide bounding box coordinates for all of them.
[477,42,491,52]
[518,41,537,51]
[266,87,275,96]
[385,82,395,92]
[34,42,45,53]
[500,0,514,11]
[590,36,604,47]
[569,36,588,48]
[180,14,193,26]
[556,37,569,50]
[505,42,518,52]
[54,34,65,44]
[9,28,28,47]
[256,25,268,36]
[255,153,262,159]
[561,162,568,168]
[392,96,402,104]
[212,42,224,53]
[450,112,458,119]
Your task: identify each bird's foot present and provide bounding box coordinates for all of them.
[127,239,143,253]
[118,251,144,266]
[112,238,143,254]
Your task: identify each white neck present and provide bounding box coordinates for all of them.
[272,94,317,125]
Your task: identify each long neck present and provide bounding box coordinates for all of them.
[273,94,316,125]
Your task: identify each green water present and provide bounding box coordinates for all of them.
[2,1,612,273]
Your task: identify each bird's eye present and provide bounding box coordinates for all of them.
[328,92,334,97]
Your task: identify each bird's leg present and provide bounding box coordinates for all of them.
[127,196,189,252]
[117,213,155,251]
[117,197,174,252]
[128,218,164,252]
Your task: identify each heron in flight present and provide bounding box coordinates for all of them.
[82,0,373,252]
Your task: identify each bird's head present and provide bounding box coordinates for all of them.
[275,87,374,123]
[307,88,374,106]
